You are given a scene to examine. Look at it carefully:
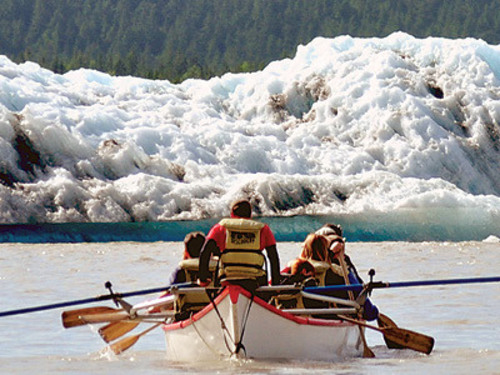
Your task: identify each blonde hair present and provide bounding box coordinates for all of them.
[300,234,330,263]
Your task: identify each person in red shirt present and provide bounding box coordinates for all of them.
[198,199,281,288]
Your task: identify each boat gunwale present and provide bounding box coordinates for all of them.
[162,284,356,332]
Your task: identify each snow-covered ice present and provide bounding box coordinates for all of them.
[0,32,499,239]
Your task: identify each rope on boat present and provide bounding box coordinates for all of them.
[206,288,236,355]
[234,294,254,356]
[205,287,256,358]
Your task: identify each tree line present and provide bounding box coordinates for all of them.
[0,0,498,82]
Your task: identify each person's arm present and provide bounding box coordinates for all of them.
[265,244,280,285]
[168,267,186,285]
[198,238,219,282]
[345,254,364,283]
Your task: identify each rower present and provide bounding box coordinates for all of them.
[167,232,217,320]
[198,199,281,291]
[316,224,379,321]
[275,234,345,314]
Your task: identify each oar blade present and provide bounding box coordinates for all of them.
[377,313,403,349]
[99,321,141,343]
[62,306,119,328]
[360,327,376,358]
[377,313,434,354]
[383,327,435,354]
[109,335,140,355]
[377,313,397,328]
[108,323,162,355]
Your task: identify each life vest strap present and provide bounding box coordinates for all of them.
[221,262,263,269]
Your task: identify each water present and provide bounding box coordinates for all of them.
[0,241,499,374]
[1,213,498,243]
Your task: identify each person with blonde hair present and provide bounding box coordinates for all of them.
[297,233,345,289]
[315,223,379,321]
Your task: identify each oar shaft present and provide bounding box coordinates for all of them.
[304,276,500,294]
[0,282,195,318]
[385,276,500,288]
[0,296,111,317]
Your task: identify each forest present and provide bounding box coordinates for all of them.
[0,0,498,82]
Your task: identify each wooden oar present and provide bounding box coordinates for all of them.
[305,275,500,296]
[376,312,432,351]
[338,257,375,358]
[109,323,162,355]
[339,314,434,354]
[377,313,402,349]
[78,311,130,324]
[62,306,122,328]
[99,321,141,343]
[0,281,194,318]
[99,294,175,343]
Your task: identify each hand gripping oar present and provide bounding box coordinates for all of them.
[339,314,434,354]
[109,323,162,355]
[0,281,194,318]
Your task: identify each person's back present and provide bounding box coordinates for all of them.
[169,231,207,285]
[198,199,280,290]
[167,231,217,320]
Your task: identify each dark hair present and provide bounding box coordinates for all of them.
[184,231,206,258]
[320,223,343,237]
[231,199,252,218]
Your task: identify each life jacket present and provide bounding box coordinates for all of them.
[272,259,315,310]
[307,260,344,286]
[174,258,218,316]
[270,291,305,310]
[307,260,332,287]
[218,218,267,281]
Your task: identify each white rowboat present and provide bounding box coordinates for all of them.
[163,284,363,361]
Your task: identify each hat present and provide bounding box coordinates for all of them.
[315,223,343,237]
[230,199,252,218]
[327,235,345,254]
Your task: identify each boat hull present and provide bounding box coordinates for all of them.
[163,284,363,362]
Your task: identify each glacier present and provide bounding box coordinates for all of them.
[0,32,499,240]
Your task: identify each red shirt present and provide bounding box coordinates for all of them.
[206,220,276,252]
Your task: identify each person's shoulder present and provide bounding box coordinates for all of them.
[262,223,274,232]
[207,223,224,236]
[261,223,276,242]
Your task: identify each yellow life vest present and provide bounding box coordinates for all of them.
[218,218,267,281]
[271,291,305,310]
[177,258,218,282]
[175,258,218,315]
[308,260,343,287]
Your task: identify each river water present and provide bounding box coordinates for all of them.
[0,241,499,374]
